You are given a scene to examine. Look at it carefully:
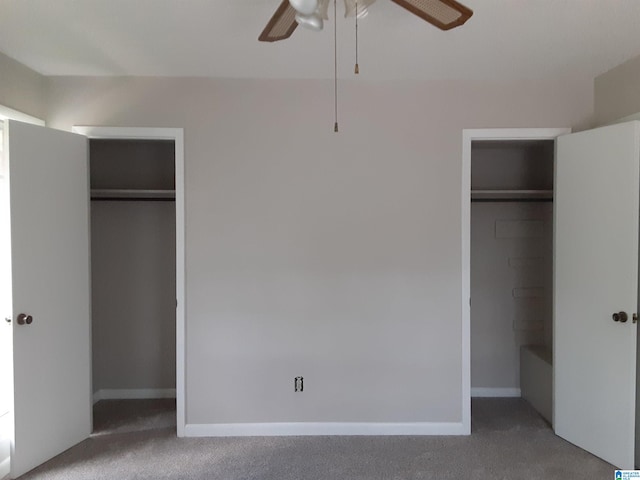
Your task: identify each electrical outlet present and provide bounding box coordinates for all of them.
[294,376,304,392]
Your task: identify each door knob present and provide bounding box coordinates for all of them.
[16,313,33,326]
[634,313,638,324]
[612,311,628,323]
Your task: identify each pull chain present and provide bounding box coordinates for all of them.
[334,0,339,133]
[354,0,359,74]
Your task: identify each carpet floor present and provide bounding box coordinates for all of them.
[17,398,614,479]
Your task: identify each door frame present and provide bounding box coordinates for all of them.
[461,127,570,434]
[73,126,186,437]
[0,106,44,127]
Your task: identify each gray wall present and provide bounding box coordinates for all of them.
[91,201,176,393]
[595,53,640,126]
[46,76,593,425]
[0,52,47,120]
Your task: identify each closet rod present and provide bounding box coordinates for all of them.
[471,198,553,203]
[91,197,175,202]
[471,189,553,202]
[90,188,175,201]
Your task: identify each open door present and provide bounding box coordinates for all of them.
[554,121,639,469]
[5,121,91,477]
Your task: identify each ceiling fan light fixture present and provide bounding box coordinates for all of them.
[295,12,324,30]
[343,0,376,19]
[317,0,330,20]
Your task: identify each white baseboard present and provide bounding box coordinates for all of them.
[0,409,10,480]
[0,457,9,480]
[471,387,521,398]
[93,388,176,404]
[184,421,467,437]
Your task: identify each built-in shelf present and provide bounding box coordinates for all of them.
[471,189,553,201]
[90,189,176,200]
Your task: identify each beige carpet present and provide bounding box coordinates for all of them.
[18,398,614,479]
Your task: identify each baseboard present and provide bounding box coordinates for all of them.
[93,388,176,404]
[184,421,467,437]
[471,387,521,398]
[0,457,9,479]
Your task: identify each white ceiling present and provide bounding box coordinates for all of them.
[0,0,639,81]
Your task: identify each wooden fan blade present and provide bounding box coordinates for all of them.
[259,0,299,42]
[390,0,473,30]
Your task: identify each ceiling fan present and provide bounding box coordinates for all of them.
[259,0,473,42]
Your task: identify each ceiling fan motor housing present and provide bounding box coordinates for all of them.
[289,0,319,16]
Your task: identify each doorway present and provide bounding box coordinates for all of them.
[461,128,570,433]
[75,126,186,437]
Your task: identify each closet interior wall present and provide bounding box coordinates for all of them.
[90,139,176,399]
[470,140,554,395]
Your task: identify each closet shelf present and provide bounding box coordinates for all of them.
[91,189,175,200]
[471,189,553,201]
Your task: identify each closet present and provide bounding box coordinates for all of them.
[89,139,176,407]
[470,139,553,422]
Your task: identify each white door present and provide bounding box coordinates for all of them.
[6,120,91,478]
[554,121,639,469]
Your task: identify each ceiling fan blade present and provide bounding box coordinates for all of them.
[390,0,473,30]
[259,0,299,42]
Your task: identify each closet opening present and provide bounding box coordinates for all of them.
[467,134,560,430]
[89,138,177,435]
